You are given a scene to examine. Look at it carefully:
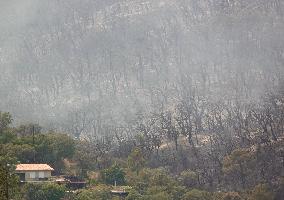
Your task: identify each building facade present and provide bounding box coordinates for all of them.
[15,164,54,182]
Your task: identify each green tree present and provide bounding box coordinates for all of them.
[220,192,243,200]
[179,169,198,188]
[101,164,126,185]
[17,132,75,172]
[167,185,187,200]
[23,183,65,200]
[148,191,171,200]
[128,148,145,175]
[0,112,15,144]
[41,183,66,200]
[148,168,177,188]
[73,141,97,177]
[223,148,255,189]
[248,184,274,200]
[182,189,211,200]
[23,183,45,200]
[75,186,112,200]
[0,112,12,133]
[47,133,75,171]
[126,189,143,200]
[0,155,18,200]
[15,123,42,137]
[4,143,35,163]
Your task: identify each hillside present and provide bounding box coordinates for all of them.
[0,0,283,137]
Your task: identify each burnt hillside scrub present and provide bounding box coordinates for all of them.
[0,0,283,137]
[0,0,284,199]
[0,87,283,199]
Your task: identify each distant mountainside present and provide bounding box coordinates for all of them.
[0,0,283,137]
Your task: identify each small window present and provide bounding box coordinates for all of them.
[39,172,45,178]
[30,172,35,179]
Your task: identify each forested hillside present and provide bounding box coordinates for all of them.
[0,104,283,199]
[0,1,284,199]
[1,0,283,136]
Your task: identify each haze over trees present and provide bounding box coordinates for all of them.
[0,0,284,200]
[0,0,283,135]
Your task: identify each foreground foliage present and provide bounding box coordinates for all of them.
[22,183,66,200]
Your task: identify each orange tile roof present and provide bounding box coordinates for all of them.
[16,164,54,171]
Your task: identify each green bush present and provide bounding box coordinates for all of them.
[214,192,243,200]
[126,189,143,200]
[23,183,65,200]
[76,189,111,200]
[248,184,275,200]
[182,189,211,200]
[149,191,171,200]
[76,185,112,200]
[179,170,198,188]
[101,164,126,185]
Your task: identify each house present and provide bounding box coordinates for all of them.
[15,164,54,182]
